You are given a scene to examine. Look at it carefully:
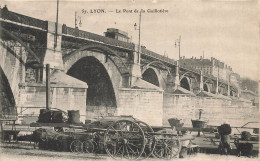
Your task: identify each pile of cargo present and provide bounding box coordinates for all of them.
[31,109,88,152]
[33,128,71,151]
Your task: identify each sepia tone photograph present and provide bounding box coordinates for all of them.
[0,0,259,160]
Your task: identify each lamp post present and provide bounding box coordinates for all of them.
[54,0,59,49]
[175,36,181,59]
[46,64,50,110]
[134,11,142,64]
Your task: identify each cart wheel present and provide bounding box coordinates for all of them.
[153,134,181,159]
[70,140,82,153]
[82,140,95,153]
[104,120,145,160]
[137,121,156,159]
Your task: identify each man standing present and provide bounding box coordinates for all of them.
[218,122,232,155]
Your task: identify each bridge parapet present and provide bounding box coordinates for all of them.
[62,25,135,51]
[141,48,176,65]
[0,8,47,30]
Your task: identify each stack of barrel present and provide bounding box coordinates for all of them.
[38,109,64,123]
[67,110,81,124]
[35,109,82,151]
[37,109,82,124]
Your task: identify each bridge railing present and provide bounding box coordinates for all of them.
[0,8,48,30]
[62,25,135,51]
[141,48,176,65]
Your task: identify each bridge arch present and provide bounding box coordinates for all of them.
[203,83,210,92]
[218,83,228,95]
[204,79,215,93]
[141,61,171,89]
[180,76,191,91]
[230,90,235,96]
[230,86,238,97]
[0,40,27,113]
[63,44,128,73]
[0,66,16,115]
[142,67,160,87]
[180,71,198,83]
[64,47,123,117]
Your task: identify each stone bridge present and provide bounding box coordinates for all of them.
[1,8,252,127]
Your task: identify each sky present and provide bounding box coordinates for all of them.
[1,0,260,81]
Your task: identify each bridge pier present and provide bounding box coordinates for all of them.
[199,70,204,92]
[118,45,164,126]
[172,61,180,90]
[43,21,63,69]
[117,88,163,126]
[129,45,142,87]
[19,70,88,123]
[129,63,142,86]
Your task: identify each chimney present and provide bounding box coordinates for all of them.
[200,56,202,60]
[192,56,194,59]
[211,58,215,66]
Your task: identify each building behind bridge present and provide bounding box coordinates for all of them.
[179,56,240,87]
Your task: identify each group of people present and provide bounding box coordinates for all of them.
[178,121,254,158]
[218,122,254,157]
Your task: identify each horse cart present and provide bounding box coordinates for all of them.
[31,115,184,160]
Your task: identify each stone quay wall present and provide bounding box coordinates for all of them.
[163,93,259,127]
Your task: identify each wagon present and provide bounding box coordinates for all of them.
[30,115,183,160]
[68,115,182,160]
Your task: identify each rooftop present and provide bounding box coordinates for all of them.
[179,56,232,69]
[179,58,211,67]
